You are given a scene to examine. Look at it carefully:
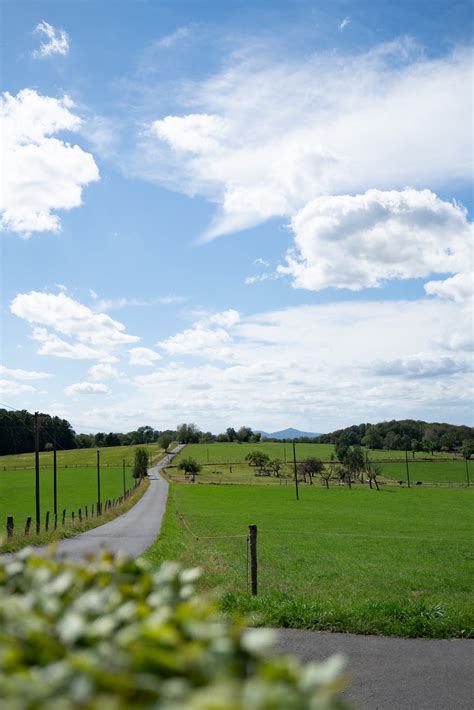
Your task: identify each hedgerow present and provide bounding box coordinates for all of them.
[0,550,347,708]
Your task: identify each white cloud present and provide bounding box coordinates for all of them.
[93,295,186,312]
[11,291,139,348]
[0,365,53,380]
[425,272,473,302]
[157,310,240,359]
[279,188,472,291]
[33,20,69,58]
[373,355,470,379]
[131,298,473,431]
[0,89,99,235]
[154,26,192,50]
[64,382,109,396]
[0,379,36,395]
[254,258,270,267]
[143,41,472,240]
[128,347,162,366]
[88,363,120,380]
[31,328,118,362]
[339,16,351,31]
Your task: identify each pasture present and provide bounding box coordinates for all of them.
[169,443,468,486]
[0,443,164,531]
[174,442,458,464]
[146,484,474,638]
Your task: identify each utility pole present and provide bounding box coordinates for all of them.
[97,449,101,514]
[248,524,258,595]
[123,459,126,497]
[405,450,411,488]
[293,440,299,501]
[465,458,470,487]
[53,440,57,518]
[35,412,40,533]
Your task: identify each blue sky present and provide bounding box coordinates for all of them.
[1,0,473,434]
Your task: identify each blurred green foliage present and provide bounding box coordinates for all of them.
[0,550,347,709]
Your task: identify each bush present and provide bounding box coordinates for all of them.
[133,446,149,478]
[0,551,347,708]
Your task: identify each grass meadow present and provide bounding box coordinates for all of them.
[146,484,474,638]
[175,442,458,464]
[0,443,165,531]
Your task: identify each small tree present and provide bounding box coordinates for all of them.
[298,457,324,484]
[461,439,474,460]
[178,457,202,483]
[365,454,382,490]
[157,433,173,452]
[320,464,332,489]
[245,451,270,475]
[133,447,149,479]
[268,458,282,477]
[44,442,53,452]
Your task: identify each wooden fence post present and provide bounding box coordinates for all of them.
[6,516,14,538]
[248,524,258,596]
[45,511,50,531]
[62,509,66,526]
[25,517,32,535]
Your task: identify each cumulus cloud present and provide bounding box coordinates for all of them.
[128,347,162,366]
[33,20,69,58]
[130,298,473,431]
[0,89,99,235]
[0,379,36,396]
[11,291,138,362]
[279,188,472,291]
[88,363,119,380]
[11,291,139,348]
[425,272,473,302]
[0,365,53,380]
[143,41,472,240]
[64,382,109,396]
[157,310,240,359]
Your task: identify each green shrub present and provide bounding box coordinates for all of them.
[0,551,347,709]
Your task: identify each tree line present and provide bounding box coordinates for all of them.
[317,419,474,454]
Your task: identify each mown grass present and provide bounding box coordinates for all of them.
[1,477,149,553]
[145,484,474,638]
[381,459,470,484]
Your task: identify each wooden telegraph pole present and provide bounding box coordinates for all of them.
[405,450,411,488]
[293,440,299,501]
[248,524,258,595]
[53,440,57,519]
[97,449,101,514]
[34,412,40,533]
[123,459,126,497]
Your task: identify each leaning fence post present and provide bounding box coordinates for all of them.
[248,524,258,596]
[62,509,66,526]
[25,516,32,535]
[6,516,14,538]
[78,508,82,522]
[45,511,50,531]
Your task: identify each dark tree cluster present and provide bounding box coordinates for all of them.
[318,419,474,454]
[0,409,76,456]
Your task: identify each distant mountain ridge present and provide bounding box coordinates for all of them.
[256,428,322,440]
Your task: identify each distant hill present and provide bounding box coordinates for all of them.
[257,428,322,440]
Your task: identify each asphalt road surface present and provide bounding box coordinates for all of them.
[3,445,183,562]
[274,628,474,709]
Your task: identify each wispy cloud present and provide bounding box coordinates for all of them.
[93,295,186,312]
[33,20,69,58]
[338,16,351,32]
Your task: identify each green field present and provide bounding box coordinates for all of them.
[146,484,474,638]
[171,443,467,485]
[0,443,164,530]
[381,460,470,484]
[0,465,137,528]
[0,442,162,470]
[175,442,457,464]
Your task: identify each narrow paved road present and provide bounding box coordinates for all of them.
[4,445,183,562]
[274,628,474,709]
